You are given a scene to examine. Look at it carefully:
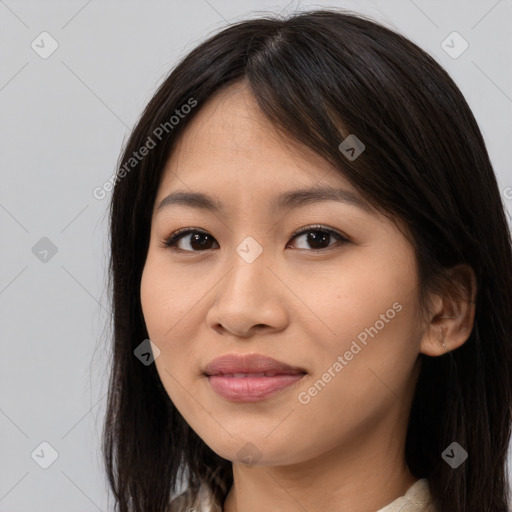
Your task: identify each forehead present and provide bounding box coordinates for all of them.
[159,81,356,196]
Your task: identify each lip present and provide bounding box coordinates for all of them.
[204,353,307,402]
[204,353,306,376]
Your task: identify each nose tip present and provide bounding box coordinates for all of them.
[205,240,290,337]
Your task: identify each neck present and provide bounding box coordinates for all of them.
[222,413,418,512]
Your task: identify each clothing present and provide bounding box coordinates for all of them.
[377,479,435,512]
[168,477,434,512]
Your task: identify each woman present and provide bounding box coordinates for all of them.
[102,9,512,512]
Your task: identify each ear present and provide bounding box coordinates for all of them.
[420,264,477,357]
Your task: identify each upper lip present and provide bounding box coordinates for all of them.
[204,353,306,376]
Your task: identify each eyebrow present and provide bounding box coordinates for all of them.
[155,186,372,215]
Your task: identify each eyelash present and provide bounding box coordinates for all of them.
[159,224,350,253]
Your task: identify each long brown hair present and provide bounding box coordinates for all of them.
[102,9,512,511]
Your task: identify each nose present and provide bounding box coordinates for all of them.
[206,246,289,338]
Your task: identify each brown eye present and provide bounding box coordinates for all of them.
[161,229,219,252]
[288,226,348,251]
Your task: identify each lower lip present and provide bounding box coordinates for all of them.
[207,374,305,402]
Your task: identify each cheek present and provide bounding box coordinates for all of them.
[140,259,197,410]
[310,248,418,348]
[140,253,194,342]
[140,253,205,380]
[304,241,421,393]
[140,261,169,340]
[289,274,420,459]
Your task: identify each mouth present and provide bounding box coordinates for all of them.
[203,353,307,402]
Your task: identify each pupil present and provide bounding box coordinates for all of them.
[308,230,328,249]
[191,233,212,250]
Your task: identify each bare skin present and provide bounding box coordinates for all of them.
[140,80,477,512]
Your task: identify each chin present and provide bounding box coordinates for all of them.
[198,433,307,468]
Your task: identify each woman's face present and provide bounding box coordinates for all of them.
[140,81,427,467]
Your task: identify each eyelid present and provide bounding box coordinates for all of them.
[288,224,348,241]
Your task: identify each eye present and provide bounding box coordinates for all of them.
[160,225,349,253]
[160,228,219,252]
[287,225,349,251]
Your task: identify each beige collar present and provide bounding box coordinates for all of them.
[170,477,434,512]
[377,479,433,512]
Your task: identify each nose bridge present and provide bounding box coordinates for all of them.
[224,234,269,299]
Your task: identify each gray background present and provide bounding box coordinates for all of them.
[1,0,511,510]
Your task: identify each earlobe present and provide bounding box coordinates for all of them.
[419,264,477,357]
